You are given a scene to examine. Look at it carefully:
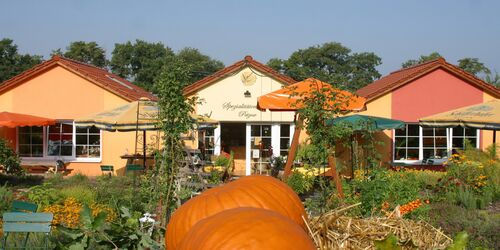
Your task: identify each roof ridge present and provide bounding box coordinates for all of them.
[53,55,108,70]
[389,57,443,75]
[183,55,296,96]
[0,55,156,102]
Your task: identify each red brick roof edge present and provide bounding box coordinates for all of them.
[183,55,297,96]
[0,55,157,102]
[356,58,500,102]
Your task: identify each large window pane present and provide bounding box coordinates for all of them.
[18,126,43,158]
[407,125,419,136]
[75,126,101,158]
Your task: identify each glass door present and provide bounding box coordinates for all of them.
[250,124,272,174]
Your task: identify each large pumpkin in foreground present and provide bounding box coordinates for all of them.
[177,207,315,250]
[166,175,306,250]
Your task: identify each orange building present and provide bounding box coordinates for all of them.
[0,56,156,175]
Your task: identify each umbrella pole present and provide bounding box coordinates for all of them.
[143,130,147,169]
[284,114,303,178]
[494,129,497,144]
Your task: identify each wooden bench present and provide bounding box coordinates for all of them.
[1,212,53,249]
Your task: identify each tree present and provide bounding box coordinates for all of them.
[401,52,442,68]
[458,57,491,76]
[148,59,196,227]
[177,47,224,84]
[0,38,42,83]
[267,42,381,91]
[52,41,107,68]
[484,71,500,88]
[110,40,176,91]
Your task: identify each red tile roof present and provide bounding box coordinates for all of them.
[183,55,297,96]
[0,55,157,102]
[356,58,500,102]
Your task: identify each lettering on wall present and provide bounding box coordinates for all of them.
[222,102,258,119]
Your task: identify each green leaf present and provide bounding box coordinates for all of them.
[374,234,402,250]
[446,232,469,250]
[92,211,107,229]
[120,206,131,218]
[68,243,85,250]
[58,227,84,240]
[79,204,93,228]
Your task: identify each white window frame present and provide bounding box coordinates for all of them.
[393,125,479,165]
[17,121,102,163]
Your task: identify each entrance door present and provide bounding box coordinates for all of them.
[220,123,246,174]
[248,124,273,175]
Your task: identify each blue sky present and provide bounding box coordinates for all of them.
[1,0,499,75]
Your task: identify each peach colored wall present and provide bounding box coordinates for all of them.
[392,69,483,122]
[481,93,499,153]
[0,65,138,176]
[357,93,393,166]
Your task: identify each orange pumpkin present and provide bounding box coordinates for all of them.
[166,175,306,250]
[177,207,315,250]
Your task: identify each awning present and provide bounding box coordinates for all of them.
[0,112,56,128]
[419,100,500,130]
[326,115,405,131]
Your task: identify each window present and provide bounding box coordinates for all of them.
[202,128,215,158]
[394,124,419,161]
[280,124,291,156]
[76,126,101,158]
[422,127,448,159]
[18,126,43,157]
[47,122,73,156]
[394,124,478,163]
[452,127,477,149]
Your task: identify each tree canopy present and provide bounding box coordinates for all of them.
[402,52,499,87]
[52,41,107,68]
[176,47,224,84]
[401,52,442,68]
[0,38,42,83]
[110,40,223,92]
[458,58,491,76]
[267,42,382,91]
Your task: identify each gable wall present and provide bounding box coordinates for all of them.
[192,67,295,122]
[0,66,128,118]
[392,69,483,122]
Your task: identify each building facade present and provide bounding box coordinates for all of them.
[184,56,297,175]
[356,58,500,166]
[0,56,156,175]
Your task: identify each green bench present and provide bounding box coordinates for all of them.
[1,212,53,249]
[11,200,38,213]
[100,165,114,176]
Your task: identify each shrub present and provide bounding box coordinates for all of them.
[0,174,43,187]
[286,170,314,196]
[0,183,13,214]
[0,138,23,176]
[59,185,96,205]
[350,168,422,216]
[27,184,63,209]
[427,201,499,249]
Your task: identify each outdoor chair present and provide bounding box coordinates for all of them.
[11,200,38,213]
[1,212,53,249]
[100,165,114,176]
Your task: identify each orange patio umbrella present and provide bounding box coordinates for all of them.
[0,112,56,128]
[257,78,366,198]
[257,78,366,112]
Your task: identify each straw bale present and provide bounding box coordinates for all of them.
[305,203,452,250]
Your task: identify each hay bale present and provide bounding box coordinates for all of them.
[305,203,452,250]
